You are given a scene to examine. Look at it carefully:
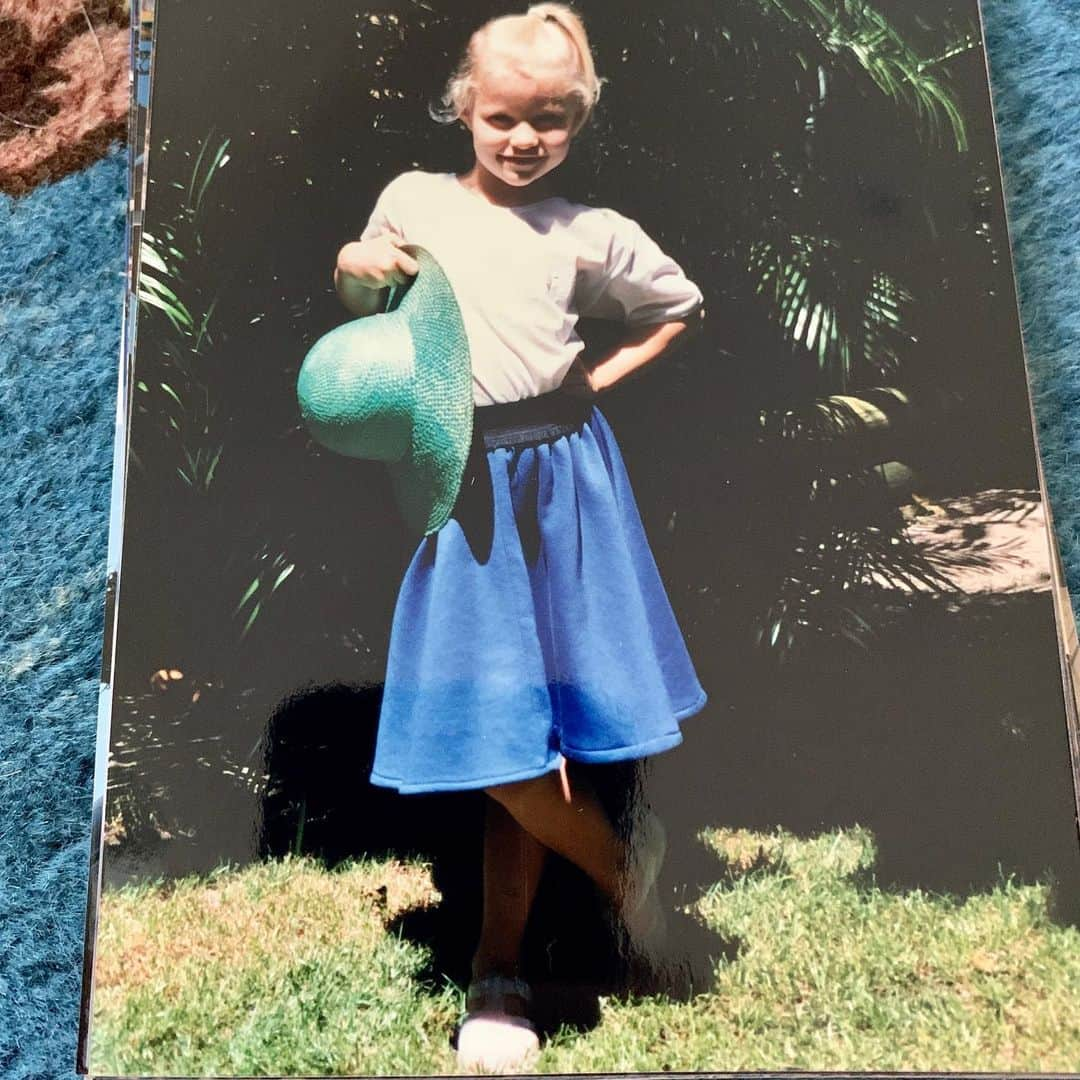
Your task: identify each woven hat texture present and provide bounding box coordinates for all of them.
[297,245,473,535]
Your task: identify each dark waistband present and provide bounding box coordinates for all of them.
[474,391,592,450]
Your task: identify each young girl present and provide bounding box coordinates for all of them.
[334,4,706,1071]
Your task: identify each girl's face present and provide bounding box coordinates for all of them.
[464,58,577,191]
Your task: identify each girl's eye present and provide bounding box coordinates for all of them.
[486,114,515,129]
[532,114,567,131]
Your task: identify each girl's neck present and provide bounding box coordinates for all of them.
[457,163,558,208]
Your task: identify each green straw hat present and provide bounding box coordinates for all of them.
[297,245,473,535]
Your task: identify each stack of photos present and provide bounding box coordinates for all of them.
[80,0,1080,1075]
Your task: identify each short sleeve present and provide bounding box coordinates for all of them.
[576,211,703,326]
[359,173,410,242]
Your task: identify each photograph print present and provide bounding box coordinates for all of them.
[82,1,1080,1075]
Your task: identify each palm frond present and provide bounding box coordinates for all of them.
[759,0,974,150]
[753,389,955,659]
[748,235,915,389]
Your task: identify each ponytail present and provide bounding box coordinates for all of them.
[526,4,602,124]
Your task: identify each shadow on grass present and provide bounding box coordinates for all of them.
[382,805,736,1038]
[249,689,733,1033]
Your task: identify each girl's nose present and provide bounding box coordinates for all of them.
[509,122,539,149]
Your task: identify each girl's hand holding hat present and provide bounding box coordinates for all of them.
[334,234,419,316]
[336,234,419,289]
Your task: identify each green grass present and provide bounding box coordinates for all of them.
[91,857,461,1075]
[91,829,1080,1075]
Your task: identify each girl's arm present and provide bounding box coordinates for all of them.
[334,235,418,317]
[567,306,706,395]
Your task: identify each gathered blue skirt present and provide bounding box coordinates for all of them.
[370,406,706,794]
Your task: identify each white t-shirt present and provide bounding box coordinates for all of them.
[360,171,703,406]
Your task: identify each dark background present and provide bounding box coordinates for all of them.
[105,0,1080,986]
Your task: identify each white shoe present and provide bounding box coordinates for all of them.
[456,975,539,1075]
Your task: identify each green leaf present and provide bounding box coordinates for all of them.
[138,271,182,305]
[187,134,211,207]
[270,564,295,593]
[234,576,261,616]
[193,296,219,353]
[160,383,184,409]
[194,137,231,215]
[139,244,168,275]
[204,446,223,489]
[138,290,194,334]
[240,600,263,640]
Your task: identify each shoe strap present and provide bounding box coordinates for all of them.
[466,974,532,1012]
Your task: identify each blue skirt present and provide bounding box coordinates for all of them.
[370,404,706,794]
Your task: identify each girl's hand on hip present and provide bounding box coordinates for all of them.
[560,356,599,399]
[335,234,419,290]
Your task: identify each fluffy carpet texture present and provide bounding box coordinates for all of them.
[983,1,1080,588]
[0,150,126,1079]
[0,3,1078,1079]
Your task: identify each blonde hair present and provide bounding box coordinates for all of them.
[434,4,602,133]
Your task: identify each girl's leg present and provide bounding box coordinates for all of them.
[484,769,627,904]
[456,798,546,1075]
[483,769,667,975]
[471,795,547,988]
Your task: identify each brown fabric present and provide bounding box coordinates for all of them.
[0,0,129,196]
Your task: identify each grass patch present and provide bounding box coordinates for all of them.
[540,827,1080,1073]
[91,857,460,1075]
[92,830,1080,1075]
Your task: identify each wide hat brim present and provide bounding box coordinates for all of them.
[298,245,472,536]
[386,246,472,535]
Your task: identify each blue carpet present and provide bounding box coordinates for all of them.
[0,149,126,1080]
[2,3,1080,1076]
[983,1,1080,588]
